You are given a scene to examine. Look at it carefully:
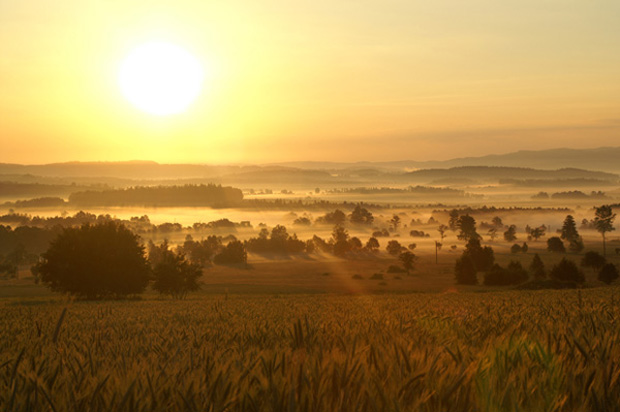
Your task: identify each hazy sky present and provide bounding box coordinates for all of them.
[1,0,619,164]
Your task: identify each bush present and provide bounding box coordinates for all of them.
[352,274,363,280]
[511,244,521,254]
[370,273,384,280]
[37,222,150,299]
[550,258,585,284]
[598,263,619,285]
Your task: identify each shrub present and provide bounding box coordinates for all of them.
[370,273,384,280]
[352,274,363,280]
[38,222,150,299]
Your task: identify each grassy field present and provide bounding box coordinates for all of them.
[2,289,620,411]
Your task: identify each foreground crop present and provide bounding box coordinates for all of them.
[1,289,620,411]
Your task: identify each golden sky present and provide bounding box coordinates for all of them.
[1,0,619,164]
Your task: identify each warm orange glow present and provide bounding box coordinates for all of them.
[1,1,619,164]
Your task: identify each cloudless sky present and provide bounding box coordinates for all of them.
[1,0,619,164]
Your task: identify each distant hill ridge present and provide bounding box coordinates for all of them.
[1,147,619,181]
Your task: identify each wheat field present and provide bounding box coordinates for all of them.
[1,289,620,411]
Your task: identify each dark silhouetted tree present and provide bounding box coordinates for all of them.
[456,215,480,242]
[550,258,584,284]
[594,205,616,256]
[455,256,477,285]
[448,209,459,231]
[581,251,606,275]
[529,254,545,279]
[598,263,619,285]
[483,261,528,286]
[487,228,498,241]
[389,215,401,231]
[350,205,374,225]
[365,237,380,251]
[213,240,247,265]
[399,251,416,275]
[349,237,362,250]
[529,226,546,242]
[568,238,584,254]
[504,225,517,242]
[386,240,404,256]
[547,237,566,253]
[38,222,150,299]
[560,215,579,242]
[437,224,448,242]
[462,238,494,272]
[152,249,202,299]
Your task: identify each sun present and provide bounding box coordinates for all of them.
[118,42,205,115]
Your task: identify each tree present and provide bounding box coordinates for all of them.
[448,209,460,231]
[455,256,477,285]
[389,214,401,231]
[529,226,546,242]
[594,205,616,256]
[547,237,566,253]
[560,215,580,242]
[350,205,374,225]
[462,238,494,272]
[492,216,504,228]
[511,244,522,254]
[503,225,517,242]
[365,237,380,251]
[437,224,448,242]
[349,237,363,250]
[398,251,416,275]
[38,222,150,299]
[386,240,404,256]
[316,209,346,225]
[529,254,545,280]
[581,251,606,275]
[483,261,528,286]
[152,249,202,299]
[456,215,480,242]
[487,228,498,241]
[332,225,351,256]
[550,258,585,284]
[598,263,619,285]
[213,240,247,265]
[568,238,584,254]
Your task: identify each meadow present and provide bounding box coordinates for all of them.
[2,289,620,412]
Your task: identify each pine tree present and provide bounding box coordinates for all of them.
[560,215,580,242]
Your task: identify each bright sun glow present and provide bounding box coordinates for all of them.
[118,42,204,115]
